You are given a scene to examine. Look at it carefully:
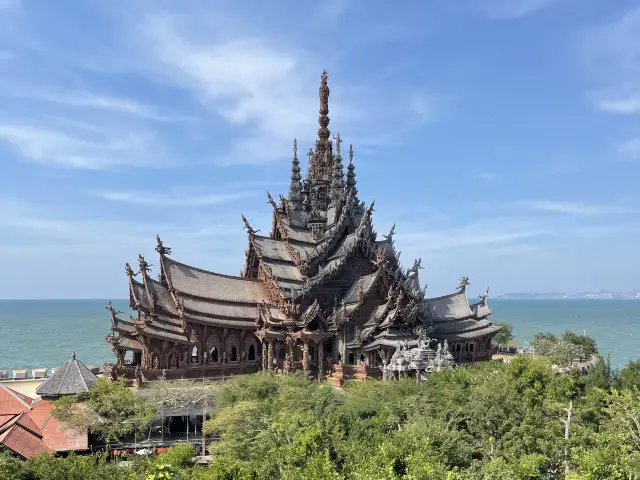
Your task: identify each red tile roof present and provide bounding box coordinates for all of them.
[0,387,88,456]
[30,400,88,452]
[0,384,36,415]
[0,412,50,459]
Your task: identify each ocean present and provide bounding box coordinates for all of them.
[0,299,638,373]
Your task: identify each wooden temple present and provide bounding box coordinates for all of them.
[104,71,502,382]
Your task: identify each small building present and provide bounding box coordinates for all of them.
[36,352,98,399]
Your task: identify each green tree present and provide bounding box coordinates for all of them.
[492,322,514,349]
[615,360,640,390]
[52,378,157,442]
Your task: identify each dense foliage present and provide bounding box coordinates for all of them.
[3,355,640,479]
[52,378,158,442]
[532,330,599,365]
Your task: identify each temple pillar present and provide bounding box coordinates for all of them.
[267,341,273,371]
[287,338,294,360]
[317,340,325,381]
[302,340,310,373]
[261,340,268,371]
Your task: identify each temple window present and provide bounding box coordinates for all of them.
[248,344,256,361]
[230,346,238,362]
[211,347,219,363]
[347,326,357,342]
[470,343,475,352]
[191,346,199,364]
[348,352,356,365]
[456,344,461,353]
[360,354,365,364]
[309,346,316,363]
[279,347,286,360]
[485,338,491,350]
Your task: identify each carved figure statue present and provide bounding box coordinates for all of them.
[283,354,291,374]
[153,355,160,370]
[383,223,396,243]
[223,351,227,363]
[241,214,260,235]
[478,287,490,300]
[458,276,470,291]
[266,191,277,209]
[406,258,423,279]
[155,235,172,256]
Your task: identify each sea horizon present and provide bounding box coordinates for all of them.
[1,298,638,374]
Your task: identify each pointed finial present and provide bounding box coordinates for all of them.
[349,144,354,164]
[72,352,76,360]
[266,191,277,209]
[288,139,303,207]
[125,262,134,277]
[241,214,260,235]
[334,133,342,156]
[155,235,172,256]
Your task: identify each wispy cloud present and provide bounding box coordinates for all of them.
[618,137,640,161]
[595,92,640,115]
[0,123,171,169]
[520,199,634,216]
[396,220,550,253]
[94,189,258,207]
[477,172,502,181]
[2,88,194,122]
[0,0,20,10]
[585,8,640,116]
[479,0,561,19]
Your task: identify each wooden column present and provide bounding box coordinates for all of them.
[267,341,273,371]
[303,340,310,373]
[317,340,324,381]
[262,340,268,371]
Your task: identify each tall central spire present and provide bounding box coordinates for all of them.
[316,70,331,157]
[307,71,334,193]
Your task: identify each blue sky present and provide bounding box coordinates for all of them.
[0,0,639,299]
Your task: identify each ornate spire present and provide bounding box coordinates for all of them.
[307,71,333,190]
[317,70,331,156]
[330,133,345,205]
[288,139,303,208]
[346,144,357,192]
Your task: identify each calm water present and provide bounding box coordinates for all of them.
[0,299,638,372]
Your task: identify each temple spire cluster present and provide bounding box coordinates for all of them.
[104,70,502,384]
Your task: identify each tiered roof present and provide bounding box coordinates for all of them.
[107,70,500,366]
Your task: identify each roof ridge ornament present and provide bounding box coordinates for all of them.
[241,214,260,235]
[155,235,172,256]
[478,286,489,301]
[137,254,151,276]
[458,276,470,292]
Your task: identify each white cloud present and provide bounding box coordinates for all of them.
[618,137,640,161]
[0,0,20,10]
[519,199,634,216]
[479,0,560,19]
[477,172,502,181]
[2,88,194,122]
[596,93,640,114]
[137,15,318,162]
[585,8,640,117]
[0,123,173,169]
[95,189,258,207]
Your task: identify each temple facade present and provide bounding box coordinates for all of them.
[104,71,502,382]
